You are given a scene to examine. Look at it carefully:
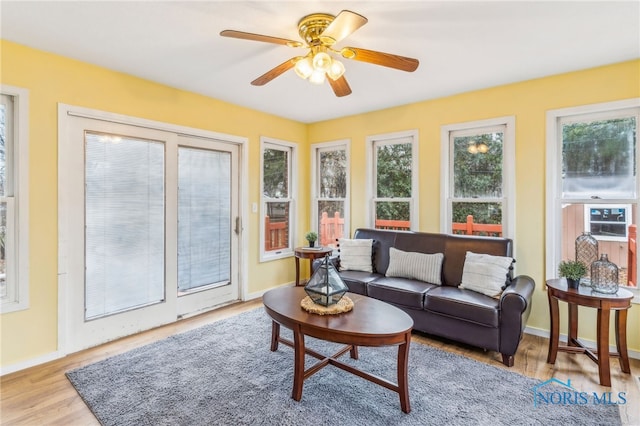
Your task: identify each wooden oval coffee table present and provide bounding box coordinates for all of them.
[263,286,414,413]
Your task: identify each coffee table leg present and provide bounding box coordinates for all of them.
[350,345,359,360]
[292,325,305,401]
[397,331,411,414]
[270,320,280,352]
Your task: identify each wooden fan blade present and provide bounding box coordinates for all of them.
[220,30,303,47]
[328,75,352,97]
[251,57,299,86]
[341,47,419,72]
[319,10,368,45]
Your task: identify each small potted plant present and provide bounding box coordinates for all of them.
[558,260,587,289]
[305,231,318,248]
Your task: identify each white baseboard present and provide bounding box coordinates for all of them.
[1,350,64,376]
[524,326,640,360]
[244,281,295,301]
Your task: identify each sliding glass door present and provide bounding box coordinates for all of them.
[176,139,239,317]
[61,114,240,352]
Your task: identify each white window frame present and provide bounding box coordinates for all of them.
[260,137,297,261]
[311,139,350,244]
[440,116,516,240]
[366,130,419,230]
[545,99,640,301]
[0,85,29,314]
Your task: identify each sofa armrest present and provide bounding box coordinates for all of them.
[498,275,535,358]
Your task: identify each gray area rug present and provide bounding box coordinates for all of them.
[67,308,621,426]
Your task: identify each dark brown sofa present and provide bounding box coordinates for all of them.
[330,228,535,367]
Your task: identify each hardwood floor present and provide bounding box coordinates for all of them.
[2,298,638,425]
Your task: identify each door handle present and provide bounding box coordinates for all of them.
[234,216,241,235]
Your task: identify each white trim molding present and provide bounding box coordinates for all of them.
[0,85,30,314]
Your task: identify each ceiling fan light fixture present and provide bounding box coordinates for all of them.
[327,59,345,80]
[309,69,326,85]
[312,51,332,72]
[294,57,313,79]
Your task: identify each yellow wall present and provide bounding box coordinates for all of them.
[1,38,639,369]
[0,40,308,366]
[309,59,640,352]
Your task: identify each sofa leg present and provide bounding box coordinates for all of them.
[501,353,514,367]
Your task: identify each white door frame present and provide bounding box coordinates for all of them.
[57,103,249,354]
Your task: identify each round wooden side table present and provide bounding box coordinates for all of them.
[546,278,633,387]
[294,246,333,286]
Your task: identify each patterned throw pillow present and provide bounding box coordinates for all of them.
[459,251,514,298]
[338,238,373,272]
[385,247,444,285]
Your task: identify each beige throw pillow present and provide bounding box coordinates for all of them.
[385,247,444,285]
[459,251,514,298]
[338,238,373,272]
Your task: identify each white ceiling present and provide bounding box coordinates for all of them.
[1,1,639,123]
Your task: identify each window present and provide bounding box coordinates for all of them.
[546,100,639,289]
[367,131,418,230]
[441,117,515,239]
[261,138,296,260]
[0,86,29,313]
[312,140,349,247]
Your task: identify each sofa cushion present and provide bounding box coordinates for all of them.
[385,247,444,285]
[353,228,397,274]
[338,238,373,272]
[459,251,514,298]
[339,270,382,295]
[442,234,512,287]
[424,286,500,327]
[367,277,437,309]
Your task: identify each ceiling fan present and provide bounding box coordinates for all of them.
[220,10,419,97]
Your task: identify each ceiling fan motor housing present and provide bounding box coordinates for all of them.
[298,13,336,46]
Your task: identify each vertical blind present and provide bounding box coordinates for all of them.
[85,132,165,320]
[178,147,231,292]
